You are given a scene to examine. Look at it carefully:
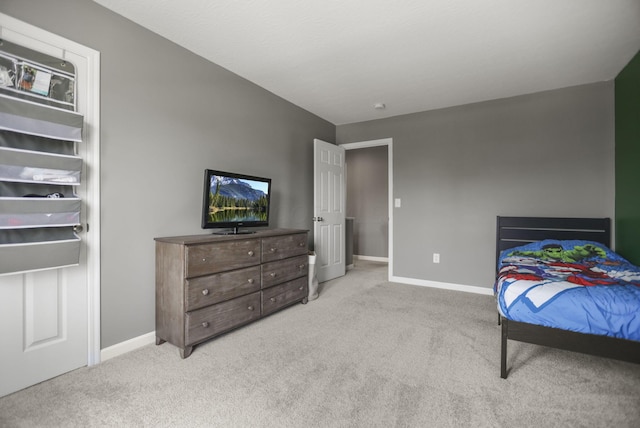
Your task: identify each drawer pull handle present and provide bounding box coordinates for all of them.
[202,258,207,262]
[299,286,304,291]
[202,322,209,328]
[299,242,305,247]
[248,278,254,284]
[270,248,277,253]
[248,305,254,311]
[202,289,209,296]
[248,251,254,256]
[299,264,305,269]
[270,272,277,277]
[270,297,276,302]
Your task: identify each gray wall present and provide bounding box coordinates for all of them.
[338,82,615,288]
[346,146,388,258]
[2,0,334,348]
[1,0,617,347]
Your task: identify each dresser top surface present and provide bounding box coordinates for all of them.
[155,228,308,245]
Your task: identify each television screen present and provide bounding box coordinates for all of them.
[201,169,271,234]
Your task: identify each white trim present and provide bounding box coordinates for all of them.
[340,138,393,281]
[341,139,391,150]
[390,275,494,296]
[101,332,156,361]
[1,13,102,366]
[83,34,102,368]
[354,255,389,263]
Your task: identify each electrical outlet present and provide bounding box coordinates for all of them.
[433,253,440,263]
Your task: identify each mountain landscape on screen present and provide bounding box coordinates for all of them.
[212,177,266,201]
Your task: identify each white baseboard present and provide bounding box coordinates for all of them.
[390,275,494,296]
[354,255,389,263]
[100,331,156,362]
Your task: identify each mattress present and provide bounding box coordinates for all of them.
[495,239,640,341]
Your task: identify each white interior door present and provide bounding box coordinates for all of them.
[0,267,88,397]
[0,13,101,398]
[313,139,346,282]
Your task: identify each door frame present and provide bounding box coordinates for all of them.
[1,12,102,366]
[340,138,393,280]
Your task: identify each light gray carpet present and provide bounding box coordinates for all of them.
[1,260,639,427]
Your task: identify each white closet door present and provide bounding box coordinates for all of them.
[0,13,100,398]
[313,139,346,282]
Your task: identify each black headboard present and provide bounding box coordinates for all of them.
[496,216,611,268]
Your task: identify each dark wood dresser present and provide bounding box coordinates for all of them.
[155,229,308,358]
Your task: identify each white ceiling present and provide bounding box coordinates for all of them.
[93,0,640,125]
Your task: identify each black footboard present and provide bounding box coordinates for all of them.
[500,318,640,379]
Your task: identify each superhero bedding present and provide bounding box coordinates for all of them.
[495,239,640,341]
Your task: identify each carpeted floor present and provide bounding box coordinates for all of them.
[1,260,639,427]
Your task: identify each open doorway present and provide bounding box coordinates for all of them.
[340,139,393,280]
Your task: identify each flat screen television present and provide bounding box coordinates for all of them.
[201,169,272,234]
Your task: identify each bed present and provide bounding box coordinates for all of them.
[495,216,640,379]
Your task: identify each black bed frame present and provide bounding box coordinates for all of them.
[496,216,640,378]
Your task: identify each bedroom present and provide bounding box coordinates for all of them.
[1,0,639,420]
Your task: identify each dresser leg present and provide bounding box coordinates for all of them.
[156,337,166,345]
[301,297,308,304]
[180,346,193,359]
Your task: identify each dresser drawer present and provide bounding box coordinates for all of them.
[262,277,307,316]
[186,240,260,278]
[261,254,308,289]
[261,233,308,263]
[185,292,261,346]
[186,266,261,311]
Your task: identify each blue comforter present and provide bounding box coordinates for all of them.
[495,240,640,341]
